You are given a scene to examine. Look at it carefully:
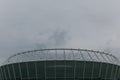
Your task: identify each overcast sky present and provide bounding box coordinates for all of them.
[0,0,120,64]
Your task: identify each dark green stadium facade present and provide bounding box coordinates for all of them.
[0,49,120,80]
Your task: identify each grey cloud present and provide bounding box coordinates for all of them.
[0,0,120,63]
[35,29,69,49]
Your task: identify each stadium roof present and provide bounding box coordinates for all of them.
[2,48,119,65]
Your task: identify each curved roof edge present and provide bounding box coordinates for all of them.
[2,48,120,66]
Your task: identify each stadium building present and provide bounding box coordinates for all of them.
[0,48,120,80]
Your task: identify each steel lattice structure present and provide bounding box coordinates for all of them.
[0,48,120,80]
